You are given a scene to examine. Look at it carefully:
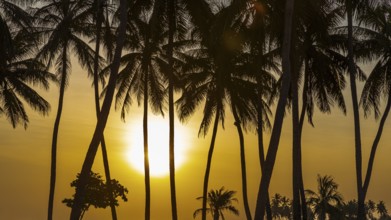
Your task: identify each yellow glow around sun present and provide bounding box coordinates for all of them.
[125,116,189,177]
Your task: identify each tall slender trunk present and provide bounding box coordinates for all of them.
[292,65,301,220]
[92,1,117,219]
[254,0,295,218]
[168,0,178,219]
[347,1,365,218]
[202,112,220,220]
[363,95,391,198]
[144,67,151,220]
[232,104,252,220]
[70,0,128,218]
[47,45,68,220]
[256,92,272,220]
[213,210,220,220]
[298,59,310,220]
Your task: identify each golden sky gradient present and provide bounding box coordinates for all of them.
[1,62,391,220]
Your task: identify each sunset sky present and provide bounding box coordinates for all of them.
[1,61,391,220]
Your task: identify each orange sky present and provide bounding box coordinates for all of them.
[1,62,391,220]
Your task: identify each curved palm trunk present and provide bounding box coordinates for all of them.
[232,105,252,220]
[47,45,68,220]
[292,66,301,220]
[202,112,220,220]
[168,0,178,219]
[256,95,272,220]
[363,94,391,198]
[298,60,310,220]
[92,1,117,218]
[143,68,151,220]
[347,1,365,218]
[70,0,128,218]
[254,0,295,218]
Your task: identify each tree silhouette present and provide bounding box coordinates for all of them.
[63,171,128,220]
[69,0,129,218]
[0,0,54,128]
[113,12,166,220]
[33,1,98,219]
[194,187,239,220]
[306,175,343,220]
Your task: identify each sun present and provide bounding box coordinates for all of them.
[125,116,189,177]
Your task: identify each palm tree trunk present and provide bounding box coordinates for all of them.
[202,112,220,220]
[144,67,151,220]
[92,1,117,219]
[213,210,220,220]
[168,0,178,219]
[47,45,68,220]
[298,60,310,220]
[347,1,365,218]
[232,104,252,220]
[256,94,272,220]
[292,68,301,220]
[363,94,391,198]
[254,0,295,218]
[70,0,128,218]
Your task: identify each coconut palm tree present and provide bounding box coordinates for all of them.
[337,0,376,217]
[193,187,239,220]
[306,175,344,220]
[33,1,98,219]
[69,0,129,218]
[357,2,391,208]
[254,0,296,217]
[177,2,257,219]
[0,0,54,129]
[112,13,166,220]
[376,201,391,219]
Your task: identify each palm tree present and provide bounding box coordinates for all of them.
[306,175,344,220]
[69,0,129,218]
[290,1,353,218]
[177,2,256,219]
[113,13,165,220]
[357,1,391,208]
[86,0,120,219]
[254,0,296,217]
[270,193,292,219]
[193,187,239,220]
[0,0,54,129]
[33,1,98,219]
[338,0,375,217]
[376,201,390,219]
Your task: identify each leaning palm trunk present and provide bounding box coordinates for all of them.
[69,0,128,218]
[291,65,301,220]
[347,1,365,218]
[168,0,178,219]
[47,45,68,220]
[202,112,220,220]
[256,93,272,220]
[91,1,117,218]
[232,105,252,220]
[363,95,391,198]
[254,0,295,218]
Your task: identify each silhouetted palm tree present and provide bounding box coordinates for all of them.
[194,187,239,220]
[87,0,119,218]
[306,175,343,220]
[0,0,54,129]
[33,1,98,219]
[254,0,296,218]
[357,2,391,209]
[69,0,129,218]
[338,0,375,217]
[177,2,256,219]
[112,13,166,220]
[270,193,292,219]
